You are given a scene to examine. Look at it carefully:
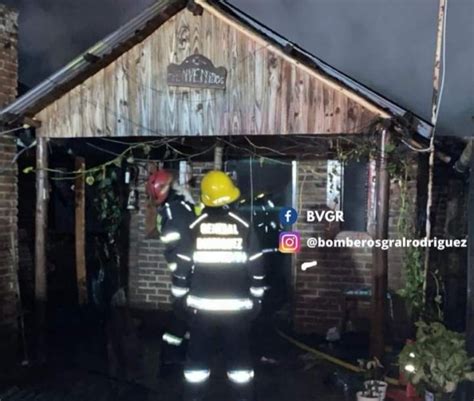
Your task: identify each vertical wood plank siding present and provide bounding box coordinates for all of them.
[36,8,378,138]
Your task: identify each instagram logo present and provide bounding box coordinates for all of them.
[279,231,301,253]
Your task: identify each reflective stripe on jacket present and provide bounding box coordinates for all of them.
[172,206,265,311]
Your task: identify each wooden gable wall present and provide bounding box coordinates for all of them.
[36,7,380,138]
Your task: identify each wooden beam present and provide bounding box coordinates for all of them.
[35,136,48,361]
[187,0,203,15]
[370,129,391,358]
[22,116,42,129]
[195,0,391,120]
[214,145,223,170]
[75,157,87,305]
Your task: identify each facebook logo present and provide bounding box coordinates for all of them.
[279,207,298,225]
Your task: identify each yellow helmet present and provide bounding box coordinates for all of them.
[201,170,240,207]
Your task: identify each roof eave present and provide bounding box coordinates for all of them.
[0,0,186,125]
[1,0,433,139]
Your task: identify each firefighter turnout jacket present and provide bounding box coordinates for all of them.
[157,189,196,272]
[158,188,196,347]
[171,206,266,312]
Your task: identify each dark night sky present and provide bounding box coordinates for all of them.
[4,0,473,137]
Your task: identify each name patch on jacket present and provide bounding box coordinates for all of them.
[197,237,243,250]
[194,222,246,263]
[200,223,239,236]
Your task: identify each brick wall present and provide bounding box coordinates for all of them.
[128,179,171,310]
[0,3,19,353]
[126,156,419,333]
[294,159,418,334]
[128,162,213,309]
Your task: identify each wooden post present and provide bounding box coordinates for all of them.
[370,129,391,358]
[35,136,48,361]
[214,144,223,170]
[75,157,87,305]
[464,142,474,401]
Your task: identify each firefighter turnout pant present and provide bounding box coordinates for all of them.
[161,298,189,366]
[183,311,254,401]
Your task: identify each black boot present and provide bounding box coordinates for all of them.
[229,381,256,401]
[182,381,207,401]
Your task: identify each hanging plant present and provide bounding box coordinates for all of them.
[334,132,445,323]
[92,165,124,292]
[396,165,424,320]
[396,161,444,323]
[397,246,425,320]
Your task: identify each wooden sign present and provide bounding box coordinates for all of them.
[167,54,227,90]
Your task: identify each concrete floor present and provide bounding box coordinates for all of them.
[0,310,351,401]
[153,331,348,401]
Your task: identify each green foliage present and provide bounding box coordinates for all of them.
[334,134,409,181]
[334,133,445,324]
[94,168,122,236]
[399,322,474,395]
[92,165,123,283]
[397,177,425,321]
[396,166,444,323]
[397,246,425,320]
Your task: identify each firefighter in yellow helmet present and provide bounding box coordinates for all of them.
[200,170,241,207]
[171,170,265,401]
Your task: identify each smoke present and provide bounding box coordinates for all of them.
[229,0,474,137]
[3,0,473,136]
[4,0,153,87]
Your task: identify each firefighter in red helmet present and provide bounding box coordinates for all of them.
[147,169,196,269]
[172,171,265,401]
[147,169,174,205]
[147,169,196,368]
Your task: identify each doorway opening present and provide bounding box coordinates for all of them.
[226,158,294,314]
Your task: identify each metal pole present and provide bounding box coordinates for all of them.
[423,0,447,307]
[35,136,48,362]
[370,129,390,358]
[430,0,447,126]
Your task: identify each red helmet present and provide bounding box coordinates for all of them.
[147,170,173,205]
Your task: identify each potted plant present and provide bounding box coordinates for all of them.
[399,321,474,401]
[356,380,383,401]
[358,357,388,400]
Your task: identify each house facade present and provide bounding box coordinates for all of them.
[3,0,467,349]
